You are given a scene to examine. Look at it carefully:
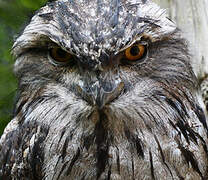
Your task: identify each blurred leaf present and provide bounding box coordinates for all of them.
[0,90,16,135]
[20,0,47,10]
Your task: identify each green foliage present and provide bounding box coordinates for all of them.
[21,0,47,10]
[0,0,47,135]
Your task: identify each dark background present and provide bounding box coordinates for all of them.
[0,0,47,135]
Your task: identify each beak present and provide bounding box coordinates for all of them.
[75,79,124,109]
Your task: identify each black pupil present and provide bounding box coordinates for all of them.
[130,46,140,56]
[56,48,67,58]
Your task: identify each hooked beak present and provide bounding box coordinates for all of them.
[75,79,124,109]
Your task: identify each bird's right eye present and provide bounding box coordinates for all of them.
[124,44,147,62]
[49,47,73,66]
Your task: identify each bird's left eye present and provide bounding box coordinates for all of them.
[49,47,73,66]
[124,44,147,62]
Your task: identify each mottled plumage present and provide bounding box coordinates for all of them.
[201,76,208,117]
[0,0,208,179]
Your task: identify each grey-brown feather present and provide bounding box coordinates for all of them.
[201,76,208,116]
[0,0,208,179]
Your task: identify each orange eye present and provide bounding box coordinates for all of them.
[49,47,73,65]
[125,44,146,61]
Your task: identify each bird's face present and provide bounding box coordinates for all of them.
[13,0,195,141]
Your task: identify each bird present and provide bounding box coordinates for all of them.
[0,0,208,179]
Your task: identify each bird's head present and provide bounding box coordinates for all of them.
[12,0,196,138]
